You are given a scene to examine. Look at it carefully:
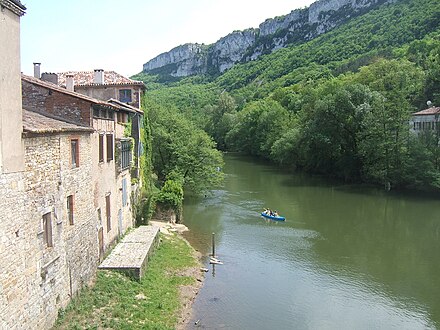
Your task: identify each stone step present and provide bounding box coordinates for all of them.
[98,225,160,280]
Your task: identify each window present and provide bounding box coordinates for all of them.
[106,134,113,161]
[106,194,111,232]
[43,212,53,247]
[67,195,74,225]
[119,89,132,103]
[121,140,131,170]
[93,107,114,120]
[117,112,128,123]
[71,139,79,168]
[106,109,114,120]
[99,134,104,163]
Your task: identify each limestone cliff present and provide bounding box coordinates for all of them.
[142,0,392,77]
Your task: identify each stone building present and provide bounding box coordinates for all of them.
[1,1,146,328]
[1,106,97,329]
[56,69,145,178]
[21,74,139,256]
[57,70,145,109]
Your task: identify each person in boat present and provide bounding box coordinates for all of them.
[263,208,271,215]
[273,210,279,217]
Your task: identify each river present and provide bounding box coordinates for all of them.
[182,153,440,329]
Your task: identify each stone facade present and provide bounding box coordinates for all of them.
[0,130,96,330]
[22,78,92,126]
[21,75,138,255]
[0,75,141,328]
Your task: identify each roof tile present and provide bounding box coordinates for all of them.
[412,107,440,116]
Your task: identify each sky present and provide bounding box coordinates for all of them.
[20,0,316,77]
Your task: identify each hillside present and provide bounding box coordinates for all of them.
[134,0,440,191]
[141,0,391,79]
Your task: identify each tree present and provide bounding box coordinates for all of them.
[353,59,425,187]
[205,92,237,150]
[226,98,290,158]
[149,101,224,193]
[297,80,374,179]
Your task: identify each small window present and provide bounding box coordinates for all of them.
[67,195,74,225]
[106,134,113,162]
[43,212,53,247]
[71,139,79,168]
[119,89,132,103]
[106,109,114,120]
[99,134,104,163]
[106,194,111,232]
[93,108,100,118]
[117,113,128,123]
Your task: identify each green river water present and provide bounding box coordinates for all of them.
[183,153,440,330]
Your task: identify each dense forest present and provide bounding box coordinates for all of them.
[134,0,440,193]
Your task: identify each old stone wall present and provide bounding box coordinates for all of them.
[76,85,117,103]
[0,132,97,329]
[76,85,142,110]
[22,80,92,126]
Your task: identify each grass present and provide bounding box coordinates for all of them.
[54,233,199,330]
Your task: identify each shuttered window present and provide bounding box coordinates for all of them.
[99,134,104,163]
[106,134,113,162]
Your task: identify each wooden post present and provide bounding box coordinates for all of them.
[211,232,215,257]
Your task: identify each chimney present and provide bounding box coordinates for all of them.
[41,72,58,85]
[33,62,41,78]
[94,69,104,84]
[66,74,74,91]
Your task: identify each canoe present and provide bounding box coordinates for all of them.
[261,212,286,221]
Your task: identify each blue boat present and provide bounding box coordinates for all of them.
[261,212,286,221]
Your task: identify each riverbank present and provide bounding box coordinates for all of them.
[53,224,204,330]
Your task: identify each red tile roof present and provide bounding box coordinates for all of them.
[57,71,145,89]
[413,107,440,116]
[22,109,94,135]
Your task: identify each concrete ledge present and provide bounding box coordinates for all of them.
[98,225,160,280]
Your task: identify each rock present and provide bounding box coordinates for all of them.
[142,0,390,78]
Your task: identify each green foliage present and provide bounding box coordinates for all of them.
[137,0,440,191]
[131,99,155,226]
[156,173,184,215]
[148,99,224,194]
[226,98,290,157]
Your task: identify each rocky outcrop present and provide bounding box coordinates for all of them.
[143,43,209,77]
[142,0,392,78]
[210,29,258,73]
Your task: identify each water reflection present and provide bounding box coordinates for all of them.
[184,154,440,329]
